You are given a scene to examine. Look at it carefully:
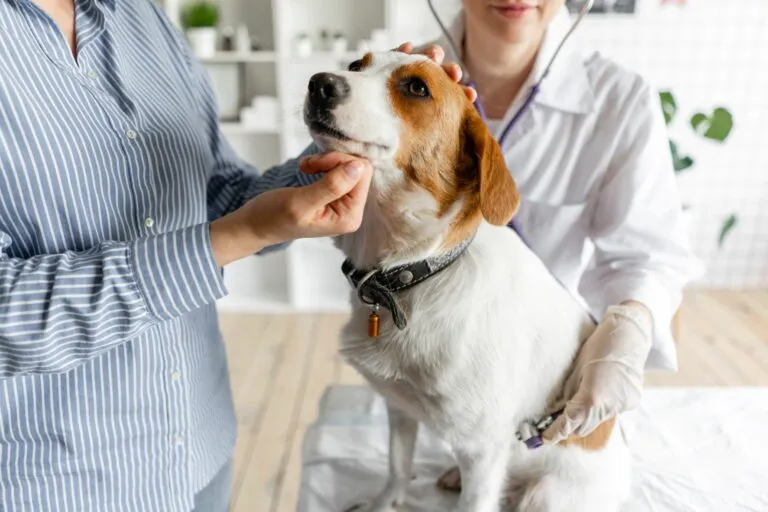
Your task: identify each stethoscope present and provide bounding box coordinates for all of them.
[425,0,595,244]
[426,0,595,149]
[425,2,598,446]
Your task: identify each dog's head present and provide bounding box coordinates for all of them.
[303,51,519,260]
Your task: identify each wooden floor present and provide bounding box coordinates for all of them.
[218,289,768,512]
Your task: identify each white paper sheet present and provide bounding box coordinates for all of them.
[298,386,768,512]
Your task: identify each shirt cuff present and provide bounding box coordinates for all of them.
[591,273,680,372]
[129,223,228,321]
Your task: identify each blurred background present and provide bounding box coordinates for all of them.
[154,0,767,510]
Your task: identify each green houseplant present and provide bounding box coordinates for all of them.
[659,90,737,248]
[181,1,219,58]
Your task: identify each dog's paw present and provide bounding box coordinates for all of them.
[436,466,462,492]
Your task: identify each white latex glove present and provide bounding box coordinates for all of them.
[542,303,654,444]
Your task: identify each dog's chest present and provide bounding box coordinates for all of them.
[361,369,447,427]
[341,334,444,420]
[339,311,502,435]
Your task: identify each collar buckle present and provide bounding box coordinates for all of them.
[354,269,379,307]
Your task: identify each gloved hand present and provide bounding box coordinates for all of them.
[542,302,654,444]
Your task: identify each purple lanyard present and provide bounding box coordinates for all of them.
[468,80,543,245]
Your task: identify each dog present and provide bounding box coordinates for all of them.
[302,51,632,512]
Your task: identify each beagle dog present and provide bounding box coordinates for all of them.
[303,51,631,512]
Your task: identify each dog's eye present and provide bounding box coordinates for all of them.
[405,78,430,98]
[348,59,363,72]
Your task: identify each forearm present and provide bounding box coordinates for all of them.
[210,209,270,266]
[0,224,226,376]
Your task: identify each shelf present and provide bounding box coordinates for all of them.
[287,50,363,62]
[200,51,278,64]
[198,50,363,65]
[221,122,280,136]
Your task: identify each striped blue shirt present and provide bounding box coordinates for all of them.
[0,0,316,509]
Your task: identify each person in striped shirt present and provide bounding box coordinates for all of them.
[0,0,468,510]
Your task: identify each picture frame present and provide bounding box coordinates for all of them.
[566,0,637,15]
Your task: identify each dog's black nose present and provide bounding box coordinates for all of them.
[308,72,350,110]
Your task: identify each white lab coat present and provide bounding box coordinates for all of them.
[435,7,700,371]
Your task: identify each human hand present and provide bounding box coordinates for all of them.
[394,42,477,103]
[210,154,372,266]
[541,303,654,444]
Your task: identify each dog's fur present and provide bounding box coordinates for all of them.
[304,51,631,512]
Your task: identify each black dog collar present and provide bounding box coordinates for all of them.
[341,234,475,330]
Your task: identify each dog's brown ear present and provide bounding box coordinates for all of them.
[463,107,520,226]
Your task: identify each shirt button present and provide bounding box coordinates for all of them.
[171,370,181,381]
[126,129,138,140]
[144,217,155,228]
[174,435,184,446]
[86,70,98,79]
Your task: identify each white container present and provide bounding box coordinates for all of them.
[240,96,279,131]
[369,29,390,51]
[204,63,240,120]
[331,36,348,55]
[356,40,370,53]
[235,24,251,53]
[240,107,262,128]
[252,96,279,122]
[295,35,312,57]
[186,28,217,59]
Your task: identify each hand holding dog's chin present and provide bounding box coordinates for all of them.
[210,158,372,267]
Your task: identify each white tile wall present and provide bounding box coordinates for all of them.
[572,1,768,288]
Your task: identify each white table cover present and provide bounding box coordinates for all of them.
[298,385,768,512]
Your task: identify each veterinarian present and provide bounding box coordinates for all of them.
[426,0,696,446]
[0,1,467,510]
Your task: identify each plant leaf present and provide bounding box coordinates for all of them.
[718,214,738,247]
[690,108,733,142]
[669,139,694,173]
[690,113,707,134]
[181,2,219,29]
[675,156,694,172]
[659,91,677,125]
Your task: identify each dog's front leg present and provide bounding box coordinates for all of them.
[452,443,510,512]
[346,402,418,512]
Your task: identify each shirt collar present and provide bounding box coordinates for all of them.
[441,6,595,115]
